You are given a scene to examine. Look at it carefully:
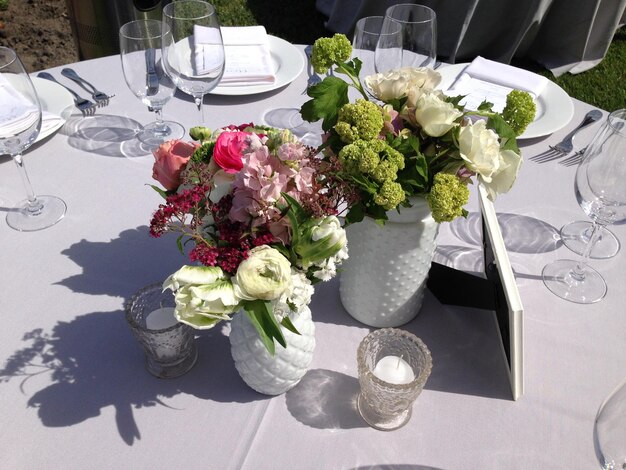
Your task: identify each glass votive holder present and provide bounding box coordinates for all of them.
[357,328,432,431]
[125,283,198,378]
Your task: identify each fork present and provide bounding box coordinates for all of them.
[61,67,115,107]
[304,45,322,91]
[37,72,98,116]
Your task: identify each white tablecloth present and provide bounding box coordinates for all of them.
[0,49,624,469]
[317,0,626,76]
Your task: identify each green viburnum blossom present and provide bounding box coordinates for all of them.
[374,180,405,210]
[502,90,536,136]
[335,99,384,143]
[426,173,470,223]
[371,160,399,183]
[189,126,212,142]
[310,33,352,74]
[338,139,383,174]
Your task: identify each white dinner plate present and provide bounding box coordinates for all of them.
[437,63,574,139]
[210,36,304,96]
[32,76,74,142]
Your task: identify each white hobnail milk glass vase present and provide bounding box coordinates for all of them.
[339,197,439,327]
[229,305,315,395]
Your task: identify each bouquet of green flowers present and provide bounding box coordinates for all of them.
[301,34,536,224]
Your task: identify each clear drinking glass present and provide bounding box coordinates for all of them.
[542,109,626,303]
[357,328,432,431]
[0,46,66,231]
[375,3,437,73]
[594,379,626,469]
[120,19,184,148]
[125,283,198,378]
[162,0,225,123]
[560,220,620,259]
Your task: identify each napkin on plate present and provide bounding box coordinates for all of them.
[217,26,276,86]
[0,75,61,140]
[446,56,549,112]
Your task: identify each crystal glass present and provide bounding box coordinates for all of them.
[542,109,626,303]
[594,379,626,469]
[353,16,397,77]
[162,0,225,123]
[125,283,198,378]
[0,46,66,231]
[120,19,184,148]
[357,328,432,431]
[375,3,437,73]
[560,220,620,259]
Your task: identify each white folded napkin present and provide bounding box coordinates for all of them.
[193,25,226,76]
[0,76,41,139]
[219,26,275,86]
[446,56,549,112]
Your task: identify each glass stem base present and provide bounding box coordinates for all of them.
[6,195,66,232]
[542,259,607,304]
[137,120,185,147]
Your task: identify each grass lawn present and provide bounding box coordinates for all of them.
[214,0,625,112]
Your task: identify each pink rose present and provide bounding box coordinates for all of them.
[213,131,250,174]
[152,140,199,190]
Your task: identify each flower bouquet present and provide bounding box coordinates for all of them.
[299,34,536,327]
[149,124,349,355]
[301,34,536,224]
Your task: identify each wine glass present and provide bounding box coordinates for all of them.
[119,19,185,148]
[594,379,626,469]
[161,0,225,123]
[542,109,626,303]
[559,220,620,259]
[375,3,437,73]
[0,46,66,231]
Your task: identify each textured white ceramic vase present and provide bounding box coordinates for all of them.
[229,305,315,395]
[339,197,439,327]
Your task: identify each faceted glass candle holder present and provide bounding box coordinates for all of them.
[357,328,432,431]
[125,283,198,378]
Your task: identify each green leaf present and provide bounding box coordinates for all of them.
[243,300,287,355]
[336,58,362,78]
[300,76,350,132]
[148,184,169,199]
[176,235,185,255]
[280,316,301,335]
[487,114,520,153]
[477,100,494,112]
[345,203,365,225]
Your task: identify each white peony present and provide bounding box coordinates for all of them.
[233,246,293,301]
[413,91,463,137]
[364,67,441,102]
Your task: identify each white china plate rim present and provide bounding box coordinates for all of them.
[210,36,304,96]
[31,76,73,142]
[437,63,574,139]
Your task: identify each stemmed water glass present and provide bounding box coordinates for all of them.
[0,46,66,231]
[594,378,626,469]
[120,19,185,148]
[161,0,225,123]
[559,220,620,259]
[375,3,437,74]
[542,109,626,303]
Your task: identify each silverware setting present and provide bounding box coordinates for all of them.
[531,110,603,163]
[37,69,114,116]
[61,67,115,106]
[37,72,98,116]
[303,45,322,92]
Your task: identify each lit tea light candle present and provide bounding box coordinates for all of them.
[372,355,415,384]
[145,307,177,330]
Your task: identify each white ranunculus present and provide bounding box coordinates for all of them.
[163,265,227,292]
[365,67,441,102]
[413,92,463,137]
[480,149,522,200]
[233,246,293,301]
[163,265,241,329]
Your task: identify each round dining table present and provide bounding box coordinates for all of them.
[0,45,624,469]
